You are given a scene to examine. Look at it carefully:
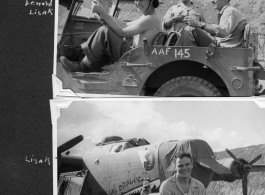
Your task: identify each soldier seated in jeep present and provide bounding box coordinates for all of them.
[162,0,247,48]
[162,0,205,46]
[183,0,247,48]
[60,0,161,73]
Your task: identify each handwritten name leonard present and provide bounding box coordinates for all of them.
[25,0,53,16]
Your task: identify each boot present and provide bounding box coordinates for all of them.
[60,56,93,73]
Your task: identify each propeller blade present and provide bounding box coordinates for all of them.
[58,135,84,154]
[242,172,248,195]
[250,164,265,172]
[225,149,244,165]
[249,154,262,165]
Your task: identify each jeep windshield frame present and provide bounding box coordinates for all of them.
[58,0,121,44]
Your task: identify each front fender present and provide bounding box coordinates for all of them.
[56,46,255,96]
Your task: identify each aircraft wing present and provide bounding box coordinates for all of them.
[203,158,244,182]
[249,164,265,172]
[196,158,232,175]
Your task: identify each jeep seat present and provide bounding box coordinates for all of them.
[243,24,250,48]
[152,31,182,46]
[152,32,168,46]
[151,29,194,47]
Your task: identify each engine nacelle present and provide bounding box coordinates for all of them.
[215,158,248,182]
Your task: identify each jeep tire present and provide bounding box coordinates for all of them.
[154,76,221,97]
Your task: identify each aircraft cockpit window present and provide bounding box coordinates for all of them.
[145,154,155,169]
[110,144,123,153]
[123,142,135,150]
[109,139,150,153]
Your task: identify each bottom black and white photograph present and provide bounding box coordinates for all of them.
[51,99,265,195]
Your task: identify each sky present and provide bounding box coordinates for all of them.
[56,99,265,153]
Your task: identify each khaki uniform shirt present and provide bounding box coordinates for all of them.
[162,2,205,32]
[212,4,247,47]
[159,174,206,195]
[212,4,246,37]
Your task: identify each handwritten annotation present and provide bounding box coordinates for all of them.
[25,155,51,165]
[25,0,53,16]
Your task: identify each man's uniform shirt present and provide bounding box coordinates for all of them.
[159,174,206,195]
[162,2,205,32]
[212,4,247,47]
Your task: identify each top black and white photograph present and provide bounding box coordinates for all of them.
[54,0,265,97]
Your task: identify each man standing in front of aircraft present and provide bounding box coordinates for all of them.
[183,0,247,47]
[159,152,206,195]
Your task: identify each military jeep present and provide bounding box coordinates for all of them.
[56,0,265,97]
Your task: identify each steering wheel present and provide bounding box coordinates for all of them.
[94,13,108,27]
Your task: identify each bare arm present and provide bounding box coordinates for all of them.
[112,17,137,28]
[163,14,185,29]
[200,23,218,35]
[92,1,155,37]
[183,16,218,35]
[112,17,127,27]
[183,9,235,37]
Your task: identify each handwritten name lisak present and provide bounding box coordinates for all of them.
[25,0,53,16]
[25,155,51,165]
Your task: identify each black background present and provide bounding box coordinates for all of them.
[1,1,54,194]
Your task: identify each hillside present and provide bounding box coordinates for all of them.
[206,144,265,195]
[117,0,265,34]
[187,0,265,33]
[59,0,265,33]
